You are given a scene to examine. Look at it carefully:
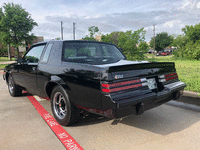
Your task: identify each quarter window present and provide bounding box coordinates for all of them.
[41,43,53,63]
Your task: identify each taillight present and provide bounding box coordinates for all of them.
[158,73,178,82]
[101,78,147,93]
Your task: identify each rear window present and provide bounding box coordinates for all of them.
[62,42,125,65]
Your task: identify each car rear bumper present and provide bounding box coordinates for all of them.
[112,81,186,118]
[79,81,186,119]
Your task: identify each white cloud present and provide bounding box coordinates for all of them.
[1,0,200,42]
[197,2,200,8]
[163,21,174,28]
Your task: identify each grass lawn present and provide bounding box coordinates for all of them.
[144,55,200,93]
[0,57,11,61]
[0,64,8,69]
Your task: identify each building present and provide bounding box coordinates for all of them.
[17,36,44,56]
[0,36,44,57]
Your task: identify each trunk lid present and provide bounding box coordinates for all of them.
[98,60,179,105]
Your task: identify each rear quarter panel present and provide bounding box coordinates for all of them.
[37,41,102,109]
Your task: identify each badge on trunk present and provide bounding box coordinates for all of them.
[114,75,123,79]
[147,78,157,89]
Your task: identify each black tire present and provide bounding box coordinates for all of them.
[8,75,22,97]
[51,85,80,126]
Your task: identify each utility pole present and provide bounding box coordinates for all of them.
[61,21,63,40]
[153,24,156,54]
[73,22,75,40]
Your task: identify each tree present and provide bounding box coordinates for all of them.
[101,27,147,60]
[171,34,187,59]
[82,26,100,41]
[101,31,124,45]
[150,32,173,52]
[0,2,37,59]
[182,23,200,43]
[55,37,61,40]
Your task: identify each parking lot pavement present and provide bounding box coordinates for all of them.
[0,75,65,150]
[1,73,200,150]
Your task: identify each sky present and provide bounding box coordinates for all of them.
[0,0,200,42]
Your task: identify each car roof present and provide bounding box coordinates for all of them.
[31,40,118,47]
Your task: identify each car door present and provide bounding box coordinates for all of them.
[19,44,46,95]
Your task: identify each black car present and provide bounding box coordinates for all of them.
[3,40,186,126]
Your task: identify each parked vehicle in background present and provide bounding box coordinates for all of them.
[148,49,154,54]
[3,40,186,126]
[164,49,172,55]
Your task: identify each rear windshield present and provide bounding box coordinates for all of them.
[62,42,125,65]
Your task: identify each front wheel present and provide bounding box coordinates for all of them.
[8,75,22,97]
[51,85,80,126]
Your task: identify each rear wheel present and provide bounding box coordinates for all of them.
[8,75,22,97]
[51,85,80,126]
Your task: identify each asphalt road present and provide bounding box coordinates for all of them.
[1,74,200,150]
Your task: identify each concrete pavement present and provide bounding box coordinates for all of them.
[0,74,65,150]
[0,61,16,65]
[1,71,200,150]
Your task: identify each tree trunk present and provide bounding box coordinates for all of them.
[17,47,19,59]
[26,41,28,52]
[8,44,12,61]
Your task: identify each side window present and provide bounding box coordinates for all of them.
[41,43,53,63]
[24,45,45,63]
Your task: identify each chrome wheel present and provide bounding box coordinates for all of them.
[8,77,14,94]
[53,92,67,119]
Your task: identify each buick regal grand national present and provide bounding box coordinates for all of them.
[3,40,186,126]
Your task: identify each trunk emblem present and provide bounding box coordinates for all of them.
[114,75,123,79]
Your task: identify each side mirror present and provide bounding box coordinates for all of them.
[17,58,23,64]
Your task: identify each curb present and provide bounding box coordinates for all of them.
[182,90,200,99]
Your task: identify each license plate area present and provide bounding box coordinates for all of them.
[147,78,157,90]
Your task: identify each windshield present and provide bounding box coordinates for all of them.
[62,42,126,65]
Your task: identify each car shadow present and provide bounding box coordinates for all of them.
[118,104,200,135]
[74,113,112,126]
[74,103,200,136]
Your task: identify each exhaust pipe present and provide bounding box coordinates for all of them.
[172,91,181,100]
[136,103,144,115]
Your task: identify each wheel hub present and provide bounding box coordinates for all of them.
[53,92,67,119]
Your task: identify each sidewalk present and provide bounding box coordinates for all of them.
[0,61,16,70]
[0,61,16,64]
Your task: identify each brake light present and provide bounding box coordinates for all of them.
[102,88,110,93]
[159,73,178,82]
[102,83,109,88]
[101,78,147,93]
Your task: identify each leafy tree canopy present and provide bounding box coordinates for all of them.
[150,32,173,52]
[101,28,147,60]
[182,23,200,43]
[0,2,37,59]
[82,26,100,41]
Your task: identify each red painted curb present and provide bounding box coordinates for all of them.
[27,95,84,150]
